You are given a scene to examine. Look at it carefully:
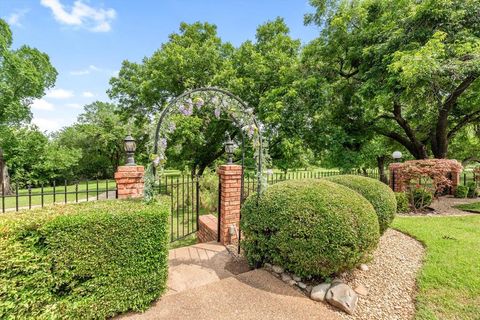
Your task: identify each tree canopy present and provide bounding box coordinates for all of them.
[303,0,480,160]
[0,19,57,125]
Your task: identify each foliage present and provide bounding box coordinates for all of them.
[411,188,433,210]
[109,20,313,176]
[0,199,169,319]
[466,182,478,198]
[0,19,57,125]
[198,171,218,214]
[53,101,149,179]
[240,179,380,278]
[395,192,410,214]
[326,175,396,233]
[0,126,81,185]
[455,185,469,198]
[393,215,480,319]
[303,0,480,160]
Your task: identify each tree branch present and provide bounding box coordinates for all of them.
[443,74,478,112]
[447,109,480,139]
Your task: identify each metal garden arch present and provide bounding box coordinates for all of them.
[151,87,266,194]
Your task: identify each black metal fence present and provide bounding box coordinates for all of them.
[243,169,381,198]
[1,180,118,213]
[158,175,200,242]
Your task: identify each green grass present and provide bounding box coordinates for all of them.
[393,215,480,320]
[454,201,480,213]
[1,180,116,210]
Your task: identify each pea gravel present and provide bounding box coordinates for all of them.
[334,228,425,320]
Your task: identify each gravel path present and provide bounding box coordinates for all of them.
[334,229,425,320]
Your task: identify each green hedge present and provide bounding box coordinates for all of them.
[0,199,169,319]
[241,179,380,278]
[395,192,410,213]
[326,175,396,234]
[455,185,469,198]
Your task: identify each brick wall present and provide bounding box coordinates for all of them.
[197,214,218,243]
[217,164,242,245]
[114,166,144,199]
[389,163,405,192]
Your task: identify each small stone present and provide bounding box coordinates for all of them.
[359,264,369,271]
[354,284,369,296]
[288,279,297,286]
[310,282,331,302]
[264,263,273,270]
[292,274,301,282]
[281,273,292,283]
[305,285,313,294]
[272,265,284,274]
[297,282,307,289]
[326,283,358,315]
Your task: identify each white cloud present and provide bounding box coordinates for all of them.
[31,99,54,111]
[6,9,29,27]
[82,91,95,98]
[40,0,116,32]
[70,64,101,76]
[45,88,74,99]
[66,103,82,109]
[32,117,65,132]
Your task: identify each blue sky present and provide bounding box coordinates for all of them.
[1,0,319,132]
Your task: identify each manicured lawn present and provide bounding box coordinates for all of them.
[454,201,480,213]
[393,215,480,320]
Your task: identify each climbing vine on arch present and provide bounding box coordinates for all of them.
[144,87,270,202]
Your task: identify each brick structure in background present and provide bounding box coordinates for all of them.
[114,166,145,199]
[217,164,242,245]
[389,162,462,194]
[389,163,405,192]
[197,214,218,243]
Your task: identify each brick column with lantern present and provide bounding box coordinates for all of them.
[115,135,145,199]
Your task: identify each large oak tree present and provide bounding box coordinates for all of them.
[303,0,480,160]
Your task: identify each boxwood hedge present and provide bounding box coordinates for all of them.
[326,175,396,234]
[0,199,169,319]
[241,179,380,278]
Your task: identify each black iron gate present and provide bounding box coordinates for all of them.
[158,175,199,243]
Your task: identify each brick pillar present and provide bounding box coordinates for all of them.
[450,169,461,195]
[217,164,242,245]
[389,163,405,192]
[114,166,145,199]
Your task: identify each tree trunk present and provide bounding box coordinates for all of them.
[0,156,12,195]
[377,155,388,184]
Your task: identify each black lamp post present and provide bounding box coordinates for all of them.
[225,135,235,164]
[124,135,137,166]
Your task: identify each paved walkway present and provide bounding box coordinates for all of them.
[117,242,339,320]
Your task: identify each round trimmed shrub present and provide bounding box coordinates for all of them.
[326,175,396,234]
[240,179,380,278]
[455,185,469,198]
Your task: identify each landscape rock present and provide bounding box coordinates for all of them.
[297,282,307,289]
[310,282,331,302]
[354,283,369,296]
[359,264,369,271]
[272,265,284,274]
[281,273,292,283]
[292,274,301,282]
[325,283,358,315]
[264,263,272,270]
